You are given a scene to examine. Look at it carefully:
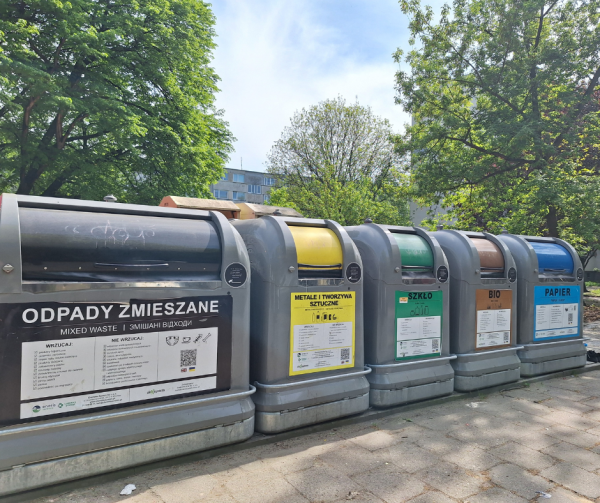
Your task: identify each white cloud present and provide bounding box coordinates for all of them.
[211,0,414,172]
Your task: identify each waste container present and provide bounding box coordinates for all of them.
[433,230,521,391]
[0,194,254,496]
[345,223,454,407]
[233,216,369,433]
[496,233,586,376]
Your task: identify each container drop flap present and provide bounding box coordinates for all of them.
[529,242,574,275]
[469,238,505,277]
[391,233,434,273]
[19,208,222,282]
[287,225,343,278]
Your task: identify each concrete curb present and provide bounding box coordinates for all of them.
[6,362,600,503]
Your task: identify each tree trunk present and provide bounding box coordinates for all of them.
[545,204,559,237]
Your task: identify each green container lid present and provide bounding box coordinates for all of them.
[392,233,434,269]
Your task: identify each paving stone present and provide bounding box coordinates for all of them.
[509,398,554,417]
[488,462,553,499]
[542,397,596,414]
[584,408,600,422]
[543,424,600,448]
[332,490,385,503]
[351,464,426,503]
[406,491,456,503]
[447,419,528,448]
[414,429,470,455]
[408,410,476,431]
[349,429,404,451]
[541,486,596,503]
[466,487,527,502]
[387,441,441,473]
[501,387,552,401]
[413,461,486,499]
[285,464,362,502]
[513,430,561,450]
[319,441,389,476]
[488,441,556,471]
[540,384,590,402]
[542,441,600,472]
[152,473,221,503]
[541,462,600,499]
[441,445,501,472]
[542,409,600,431]
[225,469,308,503]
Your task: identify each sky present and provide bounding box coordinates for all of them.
[210,0,443,173]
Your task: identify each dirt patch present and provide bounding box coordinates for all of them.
[584,305,600,323]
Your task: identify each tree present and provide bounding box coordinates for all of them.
[267,97,410,226]
[394,0,600,257]
[0,0,233,203]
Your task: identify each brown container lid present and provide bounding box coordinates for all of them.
[469,238,505,270]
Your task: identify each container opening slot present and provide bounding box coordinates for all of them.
[19,207,222,282]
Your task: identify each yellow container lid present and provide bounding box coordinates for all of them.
[288,226,343,271]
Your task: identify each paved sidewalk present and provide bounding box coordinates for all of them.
[34,339,600,503]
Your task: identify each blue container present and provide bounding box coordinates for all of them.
[530,242,574,274]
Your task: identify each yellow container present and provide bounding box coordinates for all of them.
[288,225,343,272]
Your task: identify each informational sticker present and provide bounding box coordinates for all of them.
[224,263,247,287]
[289,292,355,375]
[534,285,580,340]
[395,291,443,360]
[475,289,512,349]
[0,296,232,426]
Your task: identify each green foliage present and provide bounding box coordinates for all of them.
[0,0,233,203]
[395,0,600,257]
[267,97,410,226]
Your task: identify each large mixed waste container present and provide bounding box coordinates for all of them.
[0,194,253,496]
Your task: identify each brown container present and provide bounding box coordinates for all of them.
[469,238,505,270]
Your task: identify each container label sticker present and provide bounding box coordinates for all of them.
[289,292,355,375]
[533,285,580,340]
[395,291,443,360]
[0,296,232,427]
[475,289,512,349]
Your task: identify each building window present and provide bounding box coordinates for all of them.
[233,191,246,201]
[248,184,261,194]
[233,174,245,183]
[263,177,276,186]
[220,172,228,181]
[263,194,270,203]
[213,190,228,199]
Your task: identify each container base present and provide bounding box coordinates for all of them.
[369,378,454,408]
[521,354,587,377]
[0,416,255,497]
[518,339,587,377]
[255,392,369,434]
[454,367,520,392]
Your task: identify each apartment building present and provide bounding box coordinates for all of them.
[209,168,277,204]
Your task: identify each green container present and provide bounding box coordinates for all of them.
[392,233,434,269]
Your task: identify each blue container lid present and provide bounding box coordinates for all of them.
[529,241,574,274]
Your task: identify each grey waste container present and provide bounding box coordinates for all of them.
[345,223,454,407]
[433,230,521,391]
[233,216,369,433]
[0,194,254,497]
[496,233,586,376]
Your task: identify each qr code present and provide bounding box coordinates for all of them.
[432,339,440,352]
[180,349,197,367]
[503,332,510,343]
[340,348,351,362]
